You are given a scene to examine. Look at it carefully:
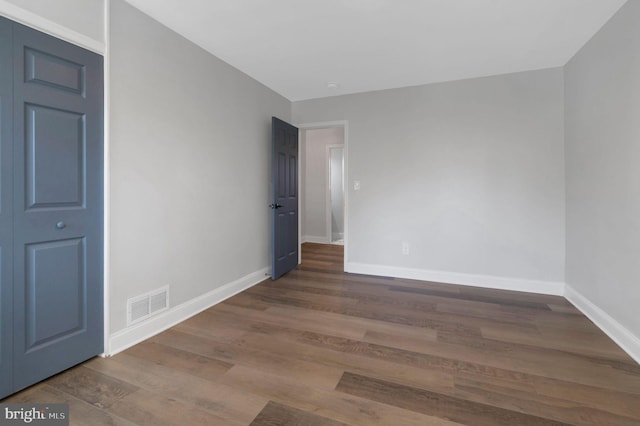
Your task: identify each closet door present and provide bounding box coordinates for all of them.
[0,16,14,398]
[11,22,103,392]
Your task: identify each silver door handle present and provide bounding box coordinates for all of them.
[55,221,66,229]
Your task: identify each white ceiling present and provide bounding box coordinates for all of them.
[123,0,627,101]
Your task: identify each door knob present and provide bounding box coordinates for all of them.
[55,221,66,229]
[269,203,284,209]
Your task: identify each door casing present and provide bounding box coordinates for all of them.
[296,121,349,268]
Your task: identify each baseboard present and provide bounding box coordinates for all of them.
[0,0,105,53]
[303,235,330,244]
[345,262,565,296]
[107,267,269,356]
[564,284,640,365]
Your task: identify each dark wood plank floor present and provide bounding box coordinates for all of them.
[4,243,640,425]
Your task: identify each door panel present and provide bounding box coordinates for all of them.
[11,22,103,392]
[288,155,297,197]
[0,16,14,398]
[24,47,85,94]
[271,117,298,280]
[25,104,85,209]
[25,238,85,351]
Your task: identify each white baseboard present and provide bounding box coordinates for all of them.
[107,267,269,356]
[0,0,105,53]
[303,235,330,244]
[564,284,640,365]
[345,262,565,296]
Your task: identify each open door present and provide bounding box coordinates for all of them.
[271,117,299,280]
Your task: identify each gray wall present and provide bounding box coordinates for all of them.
[565,1,640,338]
[3,0,104,42]
[293,68,565,285]
[302,127,344,242]
[109,0,290,333]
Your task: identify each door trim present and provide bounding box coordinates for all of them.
[0,0,105,54]
[296,120,349,269]
[102,0,111,357]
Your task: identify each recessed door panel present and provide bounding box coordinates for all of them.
[287,211,297,255]
[25,238,85,351]
[25,104,84,209]
[277,152,286,198]
[288,155,297,197]
[24,48,85,95]
[276,212,287,261]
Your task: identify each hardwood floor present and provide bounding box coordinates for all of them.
[4,243,640,425]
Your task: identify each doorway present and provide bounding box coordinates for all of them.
[297,121,348,268]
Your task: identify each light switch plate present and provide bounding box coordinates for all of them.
[354,180,361,191]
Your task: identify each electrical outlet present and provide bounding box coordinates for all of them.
[402,241,410,255]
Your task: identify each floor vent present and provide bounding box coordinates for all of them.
[127,286,169,326]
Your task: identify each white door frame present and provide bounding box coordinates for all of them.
[296,120,349,269]
[326,144,344,244]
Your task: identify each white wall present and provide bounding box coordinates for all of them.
[0,0,104,48]
[303,127,344,242]
[564,0,640,360]
[109,0,290,341]
[293,68,565,292]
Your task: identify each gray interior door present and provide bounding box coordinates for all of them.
[9,21,104,394]
[0,16,14,398]
[271,117,299,279]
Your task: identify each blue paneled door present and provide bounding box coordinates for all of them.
[271,117,299,280]
[0,17,104,398]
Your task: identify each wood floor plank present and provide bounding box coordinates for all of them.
[150,328,346,391]
[124,340,234,381]
[211,300,368,340]
[6,384,136,426]
[336,372,569,426]
[246,282,543,335]
[235,288,485,336]
[262,304,439,342]
[219,365,461,426]
[481,324,640,369]
[389,285,553,311]
[235,327,456,394]
[174,311,252,342]
[250,401,350,426]
[453,376,640,425]
[46,364,139,410]
[261,277,440,312]
[84,353,266,424]
[107,388,240,426]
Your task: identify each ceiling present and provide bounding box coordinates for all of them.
[123,0,627,101]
